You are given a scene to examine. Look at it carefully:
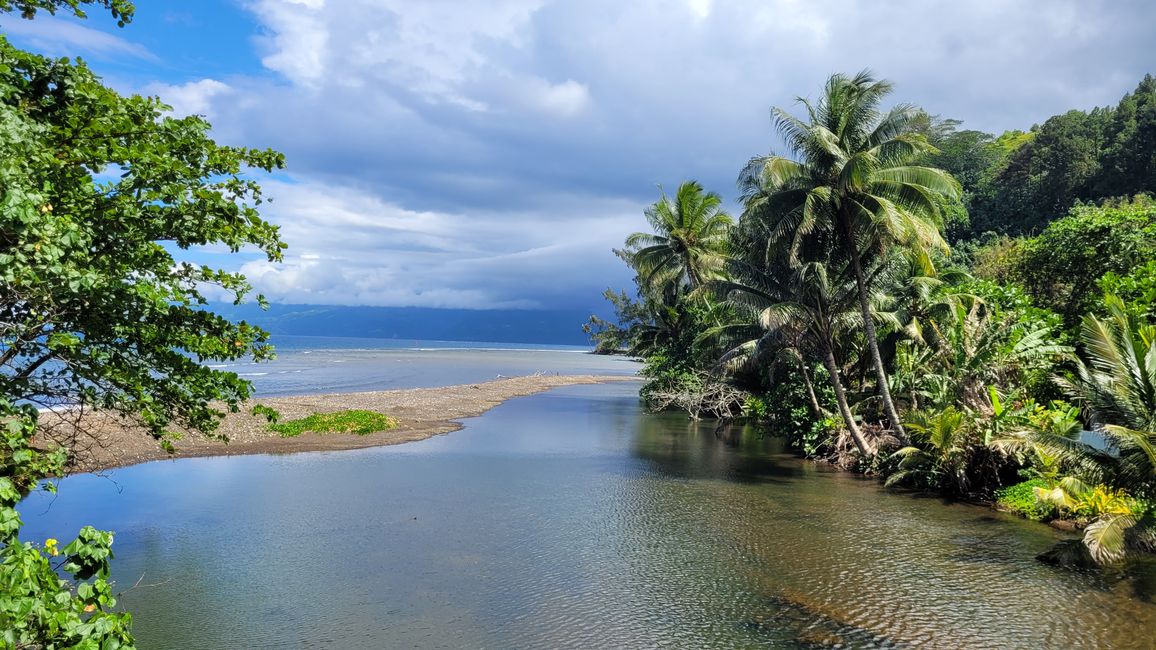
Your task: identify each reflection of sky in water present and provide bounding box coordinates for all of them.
[18,382,1156,648]
[212,335,639,396]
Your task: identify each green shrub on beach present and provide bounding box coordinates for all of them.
[269,411,398,437]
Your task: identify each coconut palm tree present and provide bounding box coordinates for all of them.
[709,256,874,455]
[885,249,973,351]
[886,406,972,493]
[739,71,961,444]
[624,180,733,294]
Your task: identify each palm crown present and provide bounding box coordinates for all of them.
[624,180,733,293]
[740,70,960,262]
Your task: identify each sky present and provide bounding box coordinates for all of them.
[5,0,1156,312]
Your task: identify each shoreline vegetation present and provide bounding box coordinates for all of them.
[39,375,639,474]
[586,71,1156,567]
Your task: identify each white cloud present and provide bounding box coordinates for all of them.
[248,0,548,106]
[526,78,590,117]
[146,79,232,117]
[251,0,329,85]
[685,0,712,21]
[226,179,641,308]
[73,0,1156,309]
[2,15,156,59]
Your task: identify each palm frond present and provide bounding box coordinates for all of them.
[1083,513,1138,564]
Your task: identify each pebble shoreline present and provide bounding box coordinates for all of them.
[47,374,640,473]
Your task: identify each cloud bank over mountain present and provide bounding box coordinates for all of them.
[11,0,1156,310]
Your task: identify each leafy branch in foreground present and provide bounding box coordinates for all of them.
[1,6,284,645]
[0,33,285,457]
[2,402,133,648]
[0,0,134,24]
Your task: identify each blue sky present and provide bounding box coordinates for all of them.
[4,0,1156,312]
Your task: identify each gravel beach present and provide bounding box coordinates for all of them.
[40,374,639,473]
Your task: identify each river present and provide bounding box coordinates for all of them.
[18,381,1156,648]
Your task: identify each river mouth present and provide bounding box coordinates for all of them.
[18,382,1156,648]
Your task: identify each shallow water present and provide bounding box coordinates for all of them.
[19,382,1156,648]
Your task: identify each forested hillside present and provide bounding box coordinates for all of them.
[924,75,1156,237]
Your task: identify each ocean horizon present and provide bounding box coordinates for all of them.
[225,335,639,397]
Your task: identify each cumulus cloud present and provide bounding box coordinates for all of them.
[146,79,233,117]
[21,0,1156,309]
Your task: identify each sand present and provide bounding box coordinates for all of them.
[44,374,639,473]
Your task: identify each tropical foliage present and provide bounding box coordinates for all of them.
[938,74,1156,238]
[591,70,1156,567]
[625,180,732,292]
[739,71,961,443]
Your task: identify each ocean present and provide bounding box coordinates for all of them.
[217,335,641,396]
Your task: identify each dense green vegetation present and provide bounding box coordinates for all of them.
[591,71,1156,566]
[927,74,1156,238]
[1,2,281,646]
[269,410,398,438]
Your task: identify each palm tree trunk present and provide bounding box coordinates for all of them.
[841,223,909,446]
[821,347,871,456]
[799,362,822,418]
[686,259,700,291]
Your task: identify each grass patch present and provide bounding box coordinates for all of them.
[995,478,1057,521]
[269,410,398,438]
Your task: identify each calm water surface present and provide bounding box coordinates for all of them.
[221,335,640,396]
[19,382,1156,648]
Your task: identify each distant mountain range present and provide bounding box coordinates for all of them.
[212,303,604,346]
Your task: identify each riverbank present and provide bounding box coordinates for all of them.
[43,374,639,473]
[24,386,1155,648]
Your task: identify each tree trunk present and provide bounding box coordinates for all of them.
[821,347,871,456]
[686,263,700,290]
[799,362,823,418]
[841,222,909,446]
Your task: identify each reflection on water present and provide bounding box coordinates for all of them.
[18,383,1156,648]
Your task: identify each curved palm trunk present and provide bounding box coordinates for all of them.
[841,223,909,446]
[820,347,871,456]
[799,362,822,418]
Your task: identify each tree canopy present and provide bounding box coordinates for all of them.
[0,6,282,645]
[932,75,1156,238]
[0,34,285,447]
[0,0,133,24]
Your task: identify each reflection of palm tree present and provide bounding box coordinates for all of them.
[625,181,732,293]
[740,71,961,443]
